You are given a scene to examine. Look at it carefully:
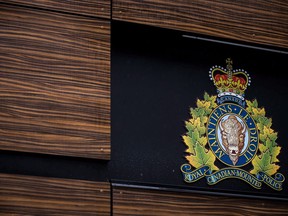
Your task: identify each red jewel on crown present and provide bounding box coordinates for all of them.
[209,58,251,99]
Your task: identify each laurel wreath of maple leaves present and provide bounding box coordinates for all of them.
[183,93,280,176]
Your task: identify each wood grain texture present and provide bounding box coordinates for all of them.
[3,0,110,19]
[113,0,288,49]
[0,173,110,215]
[113,185,288,215]
[0,5,110,159]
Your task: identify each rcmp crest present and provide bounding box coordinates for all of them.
[180,58,285,190]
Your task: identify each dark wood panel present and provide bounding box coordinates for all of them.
[3,0,110,19]
[113,0,288,49]
[0,173,110,215]
[0,5,110,159]
[113,185,288,215]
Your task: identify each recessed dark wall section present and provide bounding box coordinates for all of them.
[110,21,288,200]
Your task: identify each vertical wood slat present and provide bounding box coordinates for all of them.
[113,0,288,49]
[3,0,111,19]
[0,173,110,215]
[0,5,111,160]
[113,185,288,215]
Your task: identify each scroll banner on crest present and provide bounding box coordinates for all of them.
[181,164,284,191]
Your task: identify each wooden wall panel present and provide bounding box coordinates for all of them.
[0,173,110,215]
[113,0,288,49]
[0,5,110,160]
[113,185,288,215]
[3,0,110,19]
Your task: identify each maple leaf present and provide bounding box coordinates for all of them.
[186,143,219,171]
[252,108,268,126]
[190,107,207,125]
[258,142,266,153]
[190,107,203,118]
[198,136,207,146]
[246,99,258,114]
[197,99,210,110]
[183,126,207,153]
[270,146,281,163]
[252,107,265,117]
[256,116,272,132]
[189,117,206,135]
[259,126,277,143]
[250,150,280,176]
[185,119,202,136]
[191,130,200,143]
[197,99,212,115]
[183,135,195,155]
[185,120,193,135]
[202,116,208,124]
[259,137,281,163]
[203,92,217,109]
[259,138,272,153]
[183,133,207,154]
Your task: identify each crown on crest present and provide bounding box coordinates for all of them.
[209,58,251,99]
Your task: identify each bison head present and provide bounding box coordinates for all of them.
[219,115,246,165]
